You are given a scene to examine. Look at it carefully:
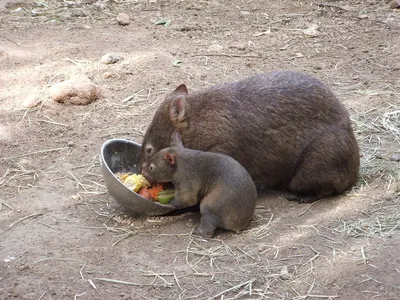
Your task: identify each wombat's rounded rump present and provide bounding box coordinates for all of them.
[141,70,360,202]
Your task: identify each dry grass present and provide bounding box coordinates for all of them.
[351,100,400,189]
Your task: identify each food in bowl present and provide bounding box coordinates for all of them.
[115,172,175,204]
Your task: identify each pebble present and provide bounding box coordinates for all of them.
[22,96,41,109]
[357,14,369,19]
[303,24,319,37]
[102,71,114,79]
[49,74,100,105]
[100,53,121,64]
[207,43,223,53]
[116,13,130,26]
[19,159,29,165]
[68,141,75,147]
[390,153,400,162]
[0,125,11,142]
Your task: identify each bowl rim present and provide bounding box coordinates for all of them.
[100,138,175,209]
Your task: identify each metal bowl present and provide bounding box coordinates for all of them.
[100,138,176,216]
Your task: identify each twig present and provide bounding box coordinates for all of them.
[80,263,86,280]
[69,171,88,192]
[298,200,321,217]
[173,271,183,291]
[313,2,349,11]
[192,53,262,58]
[38,291,46,300]
[1,147,70,161]
[361,246,368,264]
[9,213,43,228]
[37,119,68,127]
[74,292,87,300]
[88,279,100,294]
[207,279,255,300]
[0,199,15,211]
[95,277,172,287]
[31,257,85,265]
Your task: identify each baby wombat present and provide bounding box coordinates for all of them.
[141,132,257,238]
[141,70,360,203]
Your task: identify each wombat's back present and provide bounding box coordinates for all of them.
[183,70,354,188]
[142,70,360,200]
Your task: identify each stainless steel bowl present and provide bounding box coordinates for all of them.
[100,138,176,216]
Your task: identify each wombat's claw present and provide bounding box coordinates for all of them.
[193,225,214,238]
[285,194,299,202]
[286,194,319,204]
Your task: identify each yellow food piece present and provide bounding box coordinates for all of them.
[119,173,130,181]
[122,174,150,192]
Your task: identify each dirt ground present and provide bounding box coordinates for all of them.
[1,0,400,299]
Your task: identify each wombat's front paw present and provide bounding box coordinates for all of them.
[286,194,319,203]
[169,198,184,209]
[193,225,214,238]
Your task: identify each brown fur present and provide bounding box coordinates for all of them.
[141,70,360,203]
[141,132,257,238]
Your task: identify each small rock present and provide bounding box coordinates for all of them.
[64,1,76,7]
[358,14,369,19]
[18,264,30,271]
[100,53,121,64]
[383,17,395,24]
[116,13,130,25]
[280,266,292,280]
[295,52,304,58]
[49,74,100,106]
[19,159,29,165]
[71,9,87,17]
[229,44,247,51]
[390,0,400,9]
[22,96,41,108]
[68,141,75,147]
[240,11,250,16]
[4,255,16,263]
[390,153,400,162]
[303,24,319,37]
[103,71,114,79]
[93,1,107,10]
[246,62,255,68]
[207,43,223,53]
[0,125,11,142]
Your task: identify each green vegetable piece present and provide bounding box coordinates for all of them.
[157,190,175,204]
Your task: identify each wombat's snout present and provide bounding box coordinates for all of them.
[140,169,153,183]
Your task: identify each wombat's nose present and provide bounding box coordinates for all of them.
[138,162,146,173]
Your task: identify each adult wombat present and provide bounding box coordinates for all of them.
[140,70,360,203]
[141,132,257,238]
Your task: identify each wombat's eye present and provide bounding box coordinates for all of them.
[145,146,153,156]
[149,164,155,171]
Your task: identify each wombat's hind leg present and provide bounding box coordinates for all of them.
[194,213,218,238]
[288,125,359,203]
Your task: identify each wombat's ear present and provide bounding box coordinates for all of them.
[173,84,188,96]
[170,131,184,148]
[163,152,175,165]
[169,95,188,129]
